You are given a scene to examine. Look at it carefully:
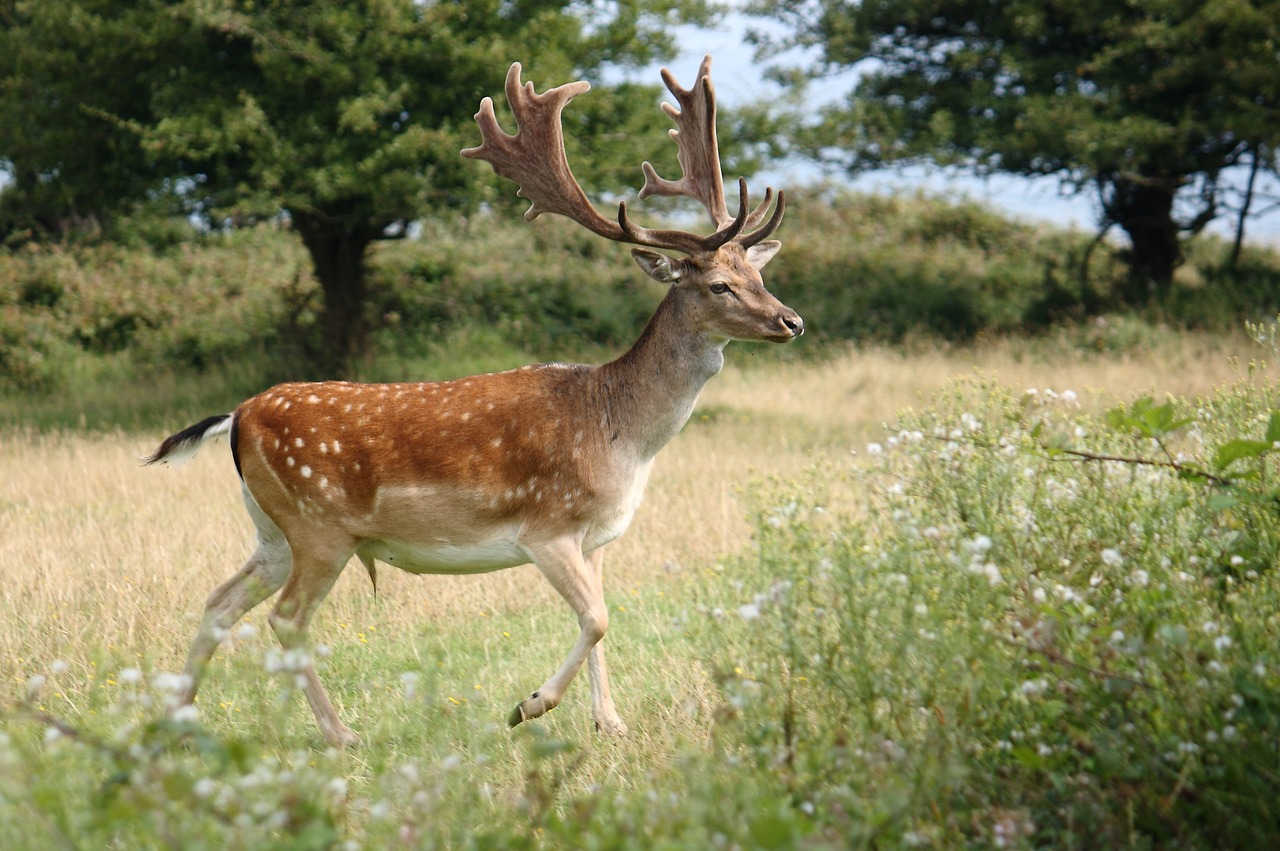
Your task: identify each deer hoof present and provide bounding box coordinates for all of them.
[508,704,527,727]
[594,716,629,737]
[327,726,362,749]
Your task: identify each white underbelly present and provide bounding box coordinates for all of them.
[357,537,531,575]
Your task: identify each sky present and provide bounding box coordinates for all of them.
[608,12,1280,245]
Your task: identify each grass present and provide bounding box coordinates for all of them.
[1,327,1278,847]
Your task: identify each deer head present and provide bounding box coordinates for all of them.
[461,55,803,346]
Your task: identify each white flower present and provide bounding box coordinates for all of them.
[1130,569,1150,587]
[194,778,216,798]
[49,660,69,676]
[866,442,883,455]
[171,705,199,724]
[1061,389,1078,404]
[968,534,994,554]
[118,667,142,685]
[1214,635,1233,651]
[1101,548,1123,567]
[983,562,1003,586]
[737,603,761,621]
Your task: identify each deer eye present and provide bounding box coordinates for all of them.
[709,282,732,295]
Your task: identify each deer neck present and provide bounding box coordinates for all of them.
[598,288,725,460]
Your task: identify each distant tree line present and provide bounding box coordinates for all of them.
[3,0,1278,373]
[0,0,718,372]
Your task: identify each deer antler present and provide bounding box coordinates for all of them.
[462,57,784,256]
[640,56,784,247]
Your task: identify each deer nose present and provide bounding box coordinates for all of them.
[780,310,804,337]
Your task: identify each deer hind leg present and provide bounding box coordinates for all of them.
[267,541,358,748]
[179,489,291,707]
[584,548,628,736]
[510,537,614,730]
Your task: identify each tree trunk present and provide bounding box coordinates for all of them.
[1104,177,1182,305]
[293,212,378,377]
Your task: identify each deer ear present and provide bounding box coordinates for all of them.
[745,240,782,270]
[631,248,681,283]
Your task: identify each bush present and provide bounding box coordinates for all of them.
[698,368,1280,847]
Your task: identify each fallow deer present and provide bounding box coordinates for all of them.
[146,55,802,747]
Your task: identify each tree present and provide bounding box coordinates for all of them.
[747,0,1280,300]
[0,0,716,373]
[0,0,166,236]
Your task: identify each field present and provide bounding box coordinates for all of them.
[4,328,1280,848]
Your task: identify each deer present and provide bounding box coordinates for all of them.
[145,55,802,747]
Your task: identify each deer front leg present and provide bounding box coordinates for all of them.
[584,548,628,736]
[511,537,610,728]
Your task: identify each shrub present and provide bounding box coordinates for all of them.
[699,369,1280,847]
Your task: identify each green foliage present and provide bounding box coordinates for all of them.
[747,0,1280,291]
[6,194,1280,429]
[698,368,1280,846]
[0,0,719,367]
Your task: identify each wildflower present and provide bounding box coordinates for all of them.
[968,534,994,555]
[49,660,68,676]
[737,603,761,621]
[1100,548,1123,567]
[866,442,884,455]
[1130,569,1150,587]
[1019,679,1049,696]
[26,675,46,697]
[1214,635,1233,652]
[194,778,216,798]
[118,667,142,685]
[172,705,199,724]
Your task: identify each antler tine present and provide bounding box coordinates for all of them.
[740,189,786,248]
[462,63,625,240]
[638,55,734,229]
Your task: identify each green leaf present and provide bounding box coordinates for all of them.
[1213,439,1272,470]
[1265,410,1280,445]
[1208,493,1240,512]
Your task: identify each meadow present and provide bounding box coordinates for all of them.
[4,323,1280,848]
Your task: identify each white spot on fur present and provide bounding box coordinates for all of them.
[332,440,341,454]
[287,457,296,467]
[319,442,328,454]
[308,395,321,404]
[491,437,502,448]
[301,465,312,478]
[295,438,304,448]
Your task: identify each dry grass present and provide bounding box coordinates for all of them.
[0,331,1260,690]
